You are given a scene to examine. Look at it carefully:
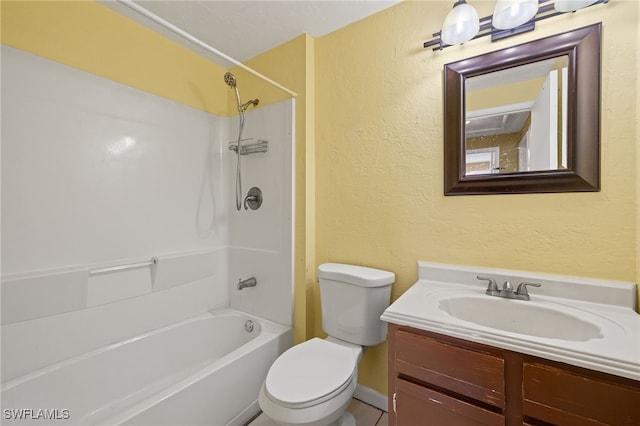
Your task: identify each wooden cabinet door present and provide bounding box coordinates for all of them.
[395,379,504,426]
[394,330,505,409]
[523,362,640,425]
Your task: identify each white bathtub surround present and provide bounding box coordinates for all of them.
[229,247,294,326]
[2,309,293,426]
[381,261,640,381]
[227,100,295,326]
[1,249,222,325]
[1,46,228,275]
[0,267,88,324]
[2,45,294,425]
[1,249,228,381]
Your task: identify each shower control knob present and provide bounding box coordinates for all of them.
[244,187,263,210]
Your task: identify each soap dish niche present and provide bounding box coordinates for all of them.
[228,138,268,155]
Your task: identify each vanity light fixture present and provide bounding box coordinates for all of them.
[425,0,608,50]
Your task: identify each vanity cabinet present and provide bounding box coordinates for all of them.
[388,324,640,426]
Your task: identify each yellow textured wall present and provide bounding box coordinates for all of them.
[467,78,543,110]
[0,1,228,116]
[315,1,639,395]
[637,3,640,295]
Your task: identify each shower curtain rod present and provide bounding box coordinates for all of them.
[117,0,298,98]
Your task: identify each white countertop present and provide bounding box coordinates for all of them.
[381,262,640,381]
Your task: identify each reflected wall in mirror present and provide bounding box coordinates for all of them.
[466,56,568,174]
[444,24,601,195]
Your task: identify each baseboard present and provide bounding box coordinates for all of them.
[354,384,388,412]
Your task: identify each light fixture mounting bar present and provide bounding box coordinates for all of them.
[424,0,608,51]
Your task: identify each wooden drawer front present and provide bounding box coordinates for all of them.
[395,330,505,408]
[396,378,504,426]
[523,362,640,425]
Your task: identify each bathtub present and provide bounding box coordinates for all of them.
[1,308,292,426]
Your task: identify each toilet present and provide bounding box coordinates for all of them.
[258,263,395,426]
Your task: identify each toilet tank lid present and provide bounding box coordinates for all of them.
[318,263,395,287]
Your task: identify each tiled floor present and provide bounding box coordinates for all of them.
[249,398,387,426]
[347,398,388,426]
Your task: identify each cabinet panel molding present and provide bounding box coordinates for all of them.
[396,378,504,426]
[395,330,505,408]
[523,362,640,425]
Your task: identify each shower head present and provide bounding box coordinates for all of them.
[223,72,259,112]
[224,72,237,88]
[225,72,242,112]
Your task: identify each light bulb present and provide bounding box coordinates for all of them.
[492,0,538,30]
[441,0,480,45]
[554,0,599,12]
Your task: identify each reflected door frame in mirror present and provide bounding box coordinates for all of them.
[444,23,601,195]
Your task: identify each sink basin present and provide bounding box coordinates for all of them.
[438,295,603,341]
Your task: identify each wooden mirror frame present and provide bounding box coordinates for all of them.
[444,23,601,195]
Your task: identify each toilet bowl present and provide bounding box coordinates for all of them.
[258,338,362,426]
[258,263,395,426]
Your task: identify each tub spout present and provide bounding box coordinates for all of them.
[237,277,257,290]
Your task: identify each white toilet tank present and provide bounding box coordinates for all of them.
[318,263,395,346]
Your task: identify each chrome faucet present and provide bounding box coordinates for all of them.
[477,276,541,301]
[237,277,257,290]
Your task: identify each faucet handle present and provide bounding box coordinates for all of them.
[244,187,263,210]
[477,276,499,295]
[502,281,514,292]
[516,281,541,297]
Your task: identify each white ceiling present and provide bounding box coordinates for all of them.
[103,1,402,67]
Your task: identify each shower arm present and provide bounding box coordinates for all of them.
[240,99,259,112]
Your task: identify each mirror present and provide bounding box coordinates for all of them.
[444,23,601,195]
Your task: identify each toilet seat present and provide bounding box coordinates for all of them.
[265,338,357,409]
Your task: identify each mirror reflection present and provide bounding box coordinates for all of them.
[465,56,569,176]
